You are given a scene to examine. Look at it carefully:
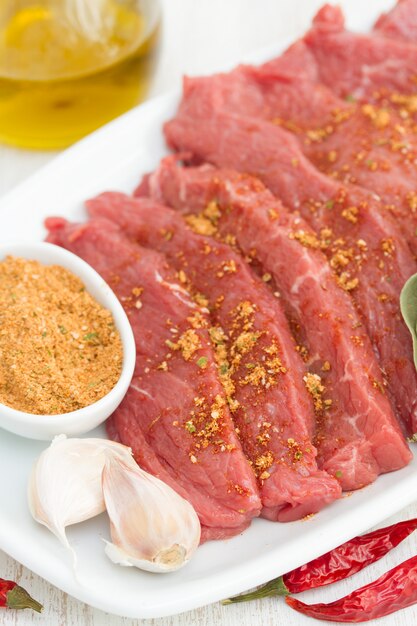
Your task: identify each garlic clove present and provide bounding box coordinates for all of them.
[28,434,134,557]
[102,453,201,573]
[104,540,188,574]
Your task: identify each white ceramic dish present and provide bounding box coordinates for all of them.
[0,242,136,440]
[0,0,414,619]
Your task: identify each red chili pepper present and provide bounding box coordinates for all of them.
[286,554,417,622]
[222,518,417,604]
[0,579,43,612]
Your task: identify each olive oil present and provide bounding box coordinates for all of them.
[0,1,161,148]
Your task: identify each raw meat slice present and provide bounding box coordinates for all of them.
[163,64,417,257]
[300,4,417,99]
[374,0,417,43]
[45,216,262,540]
[265,80,417,258]
[87,191,342,520]
[137,158,412,490]
[164,87,417,435]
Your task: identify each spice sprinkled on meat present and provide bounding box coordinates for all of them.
[87,191,342,521]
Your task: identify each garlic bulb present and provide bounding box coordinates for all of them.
[28,434,134,557]
[28,435,201,574]
[103,453,201,573]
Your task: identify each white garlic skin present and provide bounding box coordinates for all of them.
[103,453,201,573]
[28,434,134,551]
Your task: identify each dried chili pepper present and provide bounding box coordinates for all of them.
[0,579,42,612]
[223,518,417,604]
[286,554,417,622]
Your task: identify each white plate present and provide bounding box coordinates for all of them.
[0,1,414,619]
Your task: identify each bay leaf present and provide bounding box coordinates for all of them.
[400,273,417,369]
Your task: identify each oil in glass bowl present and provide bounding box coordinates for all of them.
[0,0,161,149]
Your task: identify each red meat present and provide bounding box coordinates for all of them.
[45,216,262,540]
[164,81,417,435]
[374,0,417,43]
[301,4,417,99]
[136,159,412,490]
[87,191,342,519]
[160,65,417,258]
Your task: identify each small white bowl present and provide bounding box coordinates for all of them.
[0,242,136,440]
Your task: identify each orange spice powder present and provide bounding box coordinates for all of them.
[0,256,123,414]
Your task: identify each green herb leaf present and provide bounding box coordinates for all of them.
[196,356,208,369]
[400,273,417,370]
[83,332,98,341]
[185,420,196,433]
[58,325,67,334]
[345,94,356,103]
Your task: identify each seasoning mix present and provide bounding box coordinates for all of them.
[0,256,122,415]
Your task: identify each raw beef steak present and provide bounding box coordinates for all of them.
[164,83,417,435]
[301,5,417,99]
[136,159,412,490]
[231,61,417,258]
[45,216,262,540]
[87,191,342,520]
[374,0,417,43]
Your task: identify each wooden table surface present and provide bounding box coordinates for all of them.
[1,1,417,624]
